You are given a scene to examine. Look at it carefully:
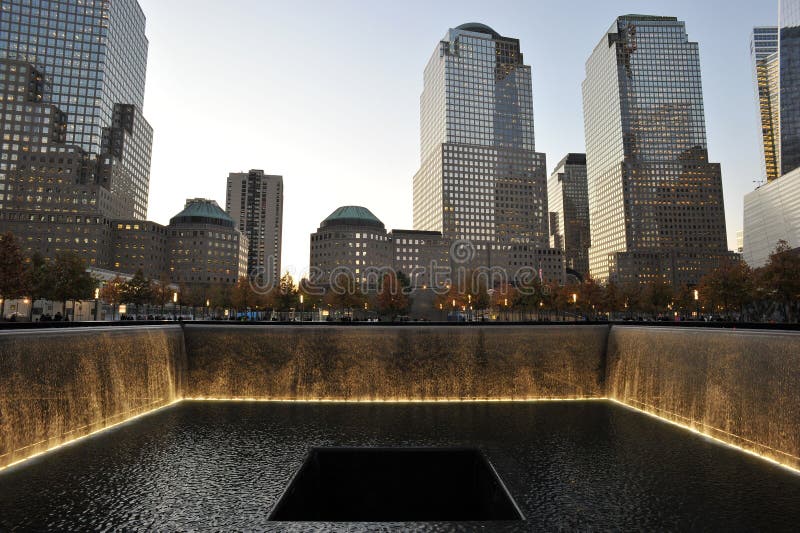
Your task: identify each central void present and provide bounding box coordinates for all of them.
[1,402,800,531]
[269,447,522,521]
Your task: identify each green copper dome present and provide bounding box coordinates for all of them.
[321,206,384,229]
[170,199,235,228]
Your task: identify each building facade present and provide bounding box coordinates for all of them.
[309,206,391,290]
[751,26,781,182]
[389,229,450,290]
[412,23,559,281]
[743,166,800,267]
[0,0,153,220]
[225,170,283,284]
[167,199,248,288]
[548,153,590,279]
[110,219,168,278]
[780,0,800,175]
[582,15,731,286]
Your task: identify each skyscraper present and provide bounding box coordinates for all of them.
[412,23,554,277]
[0,0,153,220]
[548,154,590,279]
[751,26,780,182]
[225,170,283,284]
[582,15,731,286]
[780,0,800,175]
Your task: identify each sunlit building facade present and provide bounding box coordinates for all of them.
[752,27,781,182]
[582,15,731,286]
[226,170,283,285]
[548,154,590,279]
[412,23,557,280]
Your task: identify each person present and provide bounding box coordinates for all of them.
[54,312,62,321]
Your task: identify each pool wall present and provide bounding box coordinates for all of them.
[0,326,185,469]
[606,326,800,470]
[182,325,608,401]
[1,324,798,471]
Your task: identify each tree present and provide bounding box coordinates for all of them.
[270,271,299,311]
[100,276,125,320]
[756,240,800,322]
[697,258,754,319]
[27,252,49,321]
[119,270,154,315]
[578,277,604,319]
[48,252,96,316]
[375,273,409,318]
[0,232,29,320]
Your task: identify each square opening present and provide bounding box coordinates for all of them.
[268,447,523,522]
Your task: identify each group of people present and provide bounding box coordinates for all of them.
[37,313,68,322]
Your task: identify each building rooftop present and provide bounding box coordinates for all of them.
[455,23,502,39]
[170,199,235,228]
[320,206,384,229]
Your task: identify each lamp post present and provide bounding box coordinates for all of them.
[693,289,699,320]
[206,299,210,320]
[94,288,100,321]
[300,294,304,322]
[572,292,578,322]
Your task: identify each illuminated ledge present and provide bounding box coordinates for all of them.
[608,399,800,476]
[0,400,181,473]
[2,398,798,477]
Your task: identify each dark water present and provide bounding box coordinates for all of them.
[1,401,799,532]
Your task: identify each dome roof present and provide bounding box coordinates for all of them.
[170,199,234,228]
[456,23,502,39]
[320,206,384,229]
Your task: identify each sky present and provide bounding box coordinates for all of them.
[138,0,776,279]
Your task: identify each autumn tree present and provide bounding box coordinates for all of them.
[697,258,754,318]
[756,240,800,322]
[100,276,125,319]
[0,232,28,320]
[119,270,154,315]
[375,272,409,318]
[48,252,96,316]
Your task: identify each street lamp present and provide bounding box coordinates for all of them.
[572,293,578,322]
[94,287,100,322]
[206,299,210,320]
[693,289,700,319]
[300,294,304,321]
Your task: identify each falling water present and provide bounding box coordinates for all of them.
[183,325,609,401]
[605,326,800,471]
[0,326,186,469]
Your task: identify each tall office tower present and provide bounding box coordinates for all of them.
[780,0,800,175]
[225,170,283,284]
[412,24,552,274]
[548,154,590,279]
[0,59,115,265]
[0,0,153,219]
[582,15,731,286]
[751,27,781,182]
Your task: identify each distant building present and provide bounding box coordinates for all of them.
[751,27,781,182]
[412,23,560,280]
[388,230,450,289]
[168,199,248,288]
[743,166,800,267]
[309,206,391,290]
[548,154,590,280]
[111,220,169,279]
[226,170,283,284]
[582,15,732,286]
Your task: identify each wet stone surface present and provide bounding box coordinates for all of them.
[1,401,799,531]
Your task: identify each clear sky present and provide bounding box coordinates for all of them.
[138,0,775,279]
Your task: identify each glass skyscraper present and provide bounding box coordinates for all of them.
[582,15,731,286]
[548,154,590,279]
[0,0,153,219]
[780,0,800,175]
[751,26,780,182]
[413,23,556,277]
